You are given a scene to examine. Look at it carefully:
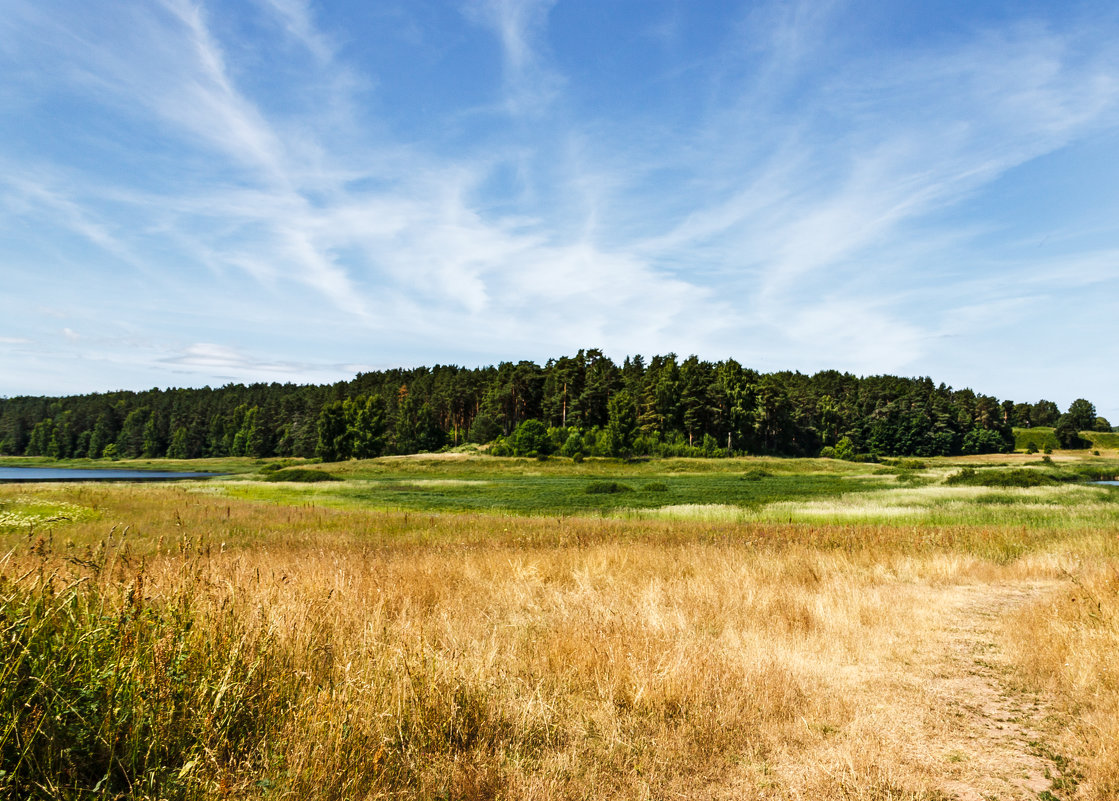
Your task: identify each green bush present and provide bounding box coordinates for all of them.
[643,482,669,493]
[584,481,633,494]
[511,419,550,457]
[264,468,340,483]
[741,468,771,481]
[945,468,1059,488]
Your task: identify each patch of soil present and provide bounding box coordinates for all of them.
[930,582,1073,800]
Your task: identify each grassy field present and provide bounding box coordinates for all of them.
[2,453,1119,799]
[1014,426,1119,452]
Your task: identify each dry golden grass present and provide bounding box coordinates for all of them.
[1009,567,1119,800]
[2,482,1117,799]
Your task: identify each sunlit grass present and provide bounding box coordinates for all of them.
[3,456,1119,798]
[0,494,99,531]
[3,487,1103,800]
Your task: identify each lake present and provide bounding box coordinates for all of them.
[1095,480,1119,486]
[0,466,220,482]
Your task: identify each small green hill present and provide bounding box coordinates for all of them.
[1086,430,1119,450]
[1013,428,1060,452]
[1015,427,1119,452]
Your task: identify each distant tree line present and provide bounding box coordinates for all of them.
[0,350,1111,461]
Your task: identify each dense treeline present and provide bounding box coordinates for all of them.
[0,350,1110,461]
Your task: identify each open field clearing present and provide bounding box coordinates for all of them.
[2,457,1119,799]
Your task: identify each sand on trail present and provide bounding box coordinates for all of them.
[760,579,1077,800]
[928,582,1070,801]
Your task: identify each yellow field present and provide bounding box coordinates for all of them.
[1,481,1117,799]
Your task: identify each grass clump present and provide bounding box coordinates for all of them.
[945,468,1060,488]
[584,481,633,494]
[259,460,302,473]
[0,549,298,799]
[643,482,669,493]
[264,468,340,483]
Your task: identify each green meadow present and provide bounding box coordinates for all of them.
[5,450,1118,527]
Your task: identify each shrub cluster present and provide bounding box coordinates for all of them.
[263,468,340,483]
[945,468,1060,488]
[584,481,634,494]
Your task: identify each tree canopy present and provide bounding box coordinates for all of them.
[0,351,1102,461]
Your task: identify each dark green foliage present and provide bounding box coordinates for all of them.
[603,390,638,457]
[643,482,669,492]
[962,428,1012,455]
[467,413,501,445]
[584,481,633,494]
[350,395,387,459]
[945,468,1060,487]
[1066,399,1097,431]
[1032,400,1061,427]
[1055,415,1090,449]
[511,419,550,457]
[560,430,585,458]
[316,400,349,462]
[264,468,340,483]
[0,354,1092,462]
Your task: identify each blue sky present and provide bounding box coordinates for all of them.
[2,0,1118,420]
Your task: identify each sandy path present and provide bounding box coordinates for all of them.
[764,579,1077,800]
[928,581,1071,801]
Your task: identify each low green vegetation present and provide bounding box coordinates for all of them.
[136,453,1111,529]
[945,467,1061,487]
[1014,427,1061,453]
[264,467,340,483]
[1087,430,1119,450]
[220,458,891,516]
[584,481,633,494]
[0,553,295,800]
[0,495,98,530]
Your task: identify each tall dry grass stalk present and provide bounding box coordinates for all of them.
[1008,567,1119,800]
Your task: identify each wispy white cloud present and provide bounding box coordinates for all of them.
[463,0,560,115]
[1,0,1118,399]
[162,342,369,381]
[255,0,335,62]
[615,15,1119,371]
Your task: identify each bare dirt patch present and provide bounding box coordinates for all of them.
[766,578,1078,800]
[926,582,1072,800]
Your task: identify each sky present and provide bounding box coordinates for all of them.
[1,0,1118,420]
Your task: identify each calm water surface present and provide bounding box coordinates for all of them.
[0,466,219,482]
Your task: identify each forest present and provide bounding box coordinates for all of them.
[0,350,1110,461]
